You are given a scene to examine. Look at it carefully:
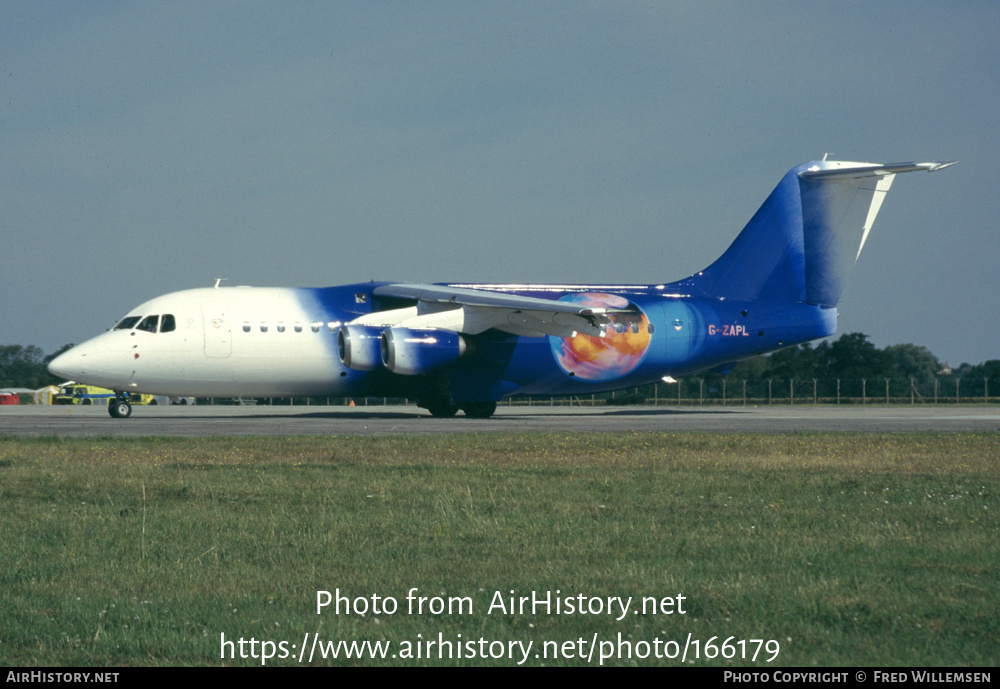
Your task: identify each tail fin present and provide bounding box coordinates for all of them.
[686,160,955,307]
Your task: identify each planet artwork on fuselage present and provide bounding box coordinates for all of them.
[549,292,651,381]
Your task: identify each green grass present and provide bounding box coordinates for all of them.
[0,432,996,666]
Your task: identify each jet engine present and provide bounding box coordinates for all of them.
[380,327,468,376]
[337,324,384,371]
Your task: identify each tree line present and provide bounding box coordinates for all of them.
[634,333,1000,403]
[0,344,72,390]
[721,332,997,390]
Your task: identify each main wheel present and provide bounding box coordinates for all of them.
[461,401,497,419]
[109,399,132,419]
[425,401,460,418]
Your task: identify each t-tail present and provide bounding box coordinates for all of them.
[681,160,956,307]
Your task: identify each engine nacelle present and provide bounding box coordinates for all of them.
[381,327,468,376]
[337,324,384,371]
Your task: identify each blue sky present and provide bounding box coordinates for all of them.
[3,2,997,366]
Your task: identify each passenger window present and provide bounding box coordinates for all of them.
[260,323,269,333]
[294,323,303,333]
[137,315,159,333]
[277,323,286,333]
[243,322,251,333]
[160,314,176,333]
[114,316,142,330]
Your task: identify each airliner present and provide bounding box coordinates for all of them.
[48,159,954,419]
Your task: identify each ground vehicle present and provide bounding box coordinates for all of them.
[55,383,153,406]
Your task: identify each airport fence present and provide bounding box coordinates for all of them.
[508,377,997,407]
[198,377,997,408]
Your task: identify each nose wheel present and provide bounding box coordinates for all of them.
[109,395,132,419]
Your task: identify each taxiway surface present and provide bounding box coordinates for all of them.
[2,404,998,437]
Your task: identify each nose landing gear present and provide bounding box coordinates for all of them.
[108,394,133,419]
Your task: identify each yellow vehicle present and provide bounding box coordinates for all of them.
[55,383,154,406]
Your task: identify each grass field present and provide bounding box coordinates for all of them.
[1,432,997,666]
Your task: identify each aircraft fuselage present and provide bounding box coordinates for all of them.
[50,282,835,401]
[48,160,953,417]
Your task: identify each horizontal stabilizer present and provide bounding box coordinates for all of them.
[799,161,957,179]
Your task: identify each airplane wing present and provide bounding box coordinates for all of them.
[345,283,623,338]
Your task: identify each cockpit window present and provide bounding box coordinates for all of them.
[114,314,177,333]
[136,315,159,333]
[114,316,142,330]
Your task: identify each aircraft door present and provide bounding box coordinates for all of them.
[202,300,232,358]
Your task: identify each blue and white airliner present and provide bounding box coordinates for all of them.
[49,159,954,419]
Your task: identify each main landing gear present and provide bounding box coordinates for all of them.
[425,401,460,418]
[460,401,497,419]
[108,394,132,419]
[421,400,498,419]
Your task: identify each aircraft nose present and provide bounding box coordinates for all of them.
[47,334,122,383]
[48,345,87,380]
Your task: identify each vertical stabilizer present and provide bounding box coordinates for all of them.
[686,160,955,307]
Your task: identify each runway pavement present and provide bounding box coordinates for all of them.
[2,404,998,437]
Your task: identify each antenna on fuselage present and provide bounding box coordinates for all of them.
[214,278,228,288]
[822,152,833,161]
